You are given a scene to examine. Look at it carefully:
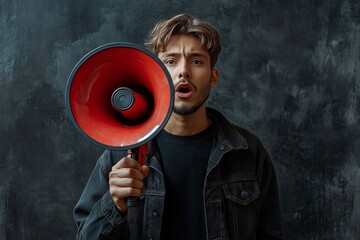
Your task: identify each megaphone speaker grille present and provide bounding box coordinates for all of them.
[111,87,134,111]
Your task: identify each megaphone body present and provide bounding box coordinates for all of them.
[66,42,174,206]
[66,42,174,150]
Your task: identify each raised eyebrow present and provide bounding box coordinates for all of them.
[160,52,180,59]
[160,52,208,59]
[189,52,208,59]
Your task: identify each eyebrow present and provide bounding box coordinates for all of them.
[160,51,209,59]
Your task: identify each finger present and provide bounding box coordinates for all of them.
[109,177,144,189]
[110,186,142,199]
[112,157,142,171]
[141,165,150,177]
[109,167,146,181]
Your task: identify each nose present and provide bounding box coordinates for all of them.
[178,61,190,79]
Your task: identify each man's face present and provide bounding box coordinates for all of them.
[158,34,218,115]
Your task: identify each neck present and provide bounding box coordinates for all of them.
[164,107,211,136]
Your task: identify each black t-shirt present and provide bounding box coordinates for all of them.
[157,125,214,240]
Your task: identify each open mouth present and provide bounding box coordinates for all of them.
[178,86,191,93]
[176,83,192,92]
[175,83,193,98]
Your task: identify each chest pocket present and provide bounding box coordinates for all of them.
[223,180,260,205]
[222,180,260,239]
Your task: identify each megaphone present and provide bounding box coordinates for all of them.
[66,42,174,206]
[65,42,174,152]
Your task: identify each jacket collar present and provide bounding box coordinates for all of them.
[147,107,248,170]
[207,108,248,150]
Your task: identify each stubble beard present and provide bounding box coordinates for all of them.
[173,87,210,116]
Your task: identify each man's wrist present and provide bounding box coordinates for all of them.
[115,204,127,216]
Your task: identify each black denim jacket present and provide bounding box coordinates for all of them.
[74,108,284,240]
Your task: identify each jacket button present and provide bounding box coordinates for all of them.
[241,191,249,200]
[152,210,158,217]
[220,145,225,150]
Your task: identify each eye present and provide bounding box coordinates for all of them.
[191,59,204,65]
[164,59,176,66]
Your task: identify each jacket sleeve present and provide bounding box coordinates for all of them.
[256,151,284,239]
[73,150,130,240]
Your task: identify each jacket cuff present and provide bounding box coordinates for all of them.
[101,191,127,229]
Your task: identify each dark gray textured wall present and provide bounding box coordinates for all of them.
[1,0,359,239]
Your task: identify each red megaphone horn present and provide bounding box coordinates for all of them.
[65,42,174,151]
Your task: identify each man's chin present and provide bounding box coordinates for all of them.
[173,94,208,116]
[173,103,203,116]
[174,108,195,115]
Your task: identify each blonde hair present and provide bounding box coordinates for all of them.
[145,14,221,68]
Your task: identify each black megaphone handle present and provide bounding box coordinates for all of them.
[126,148,140,207]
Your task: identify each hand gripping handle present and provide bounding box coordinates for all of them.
[126,144,148,207]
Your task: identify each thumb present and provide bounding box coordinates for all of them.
[141,165,150,177]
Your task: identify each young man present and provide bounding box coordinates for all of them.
[74,14,283,239]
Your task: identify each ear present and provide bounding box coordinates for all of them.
[210,68,219,88]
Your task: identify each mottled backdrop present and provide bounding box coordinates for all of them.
[1,0,359,239]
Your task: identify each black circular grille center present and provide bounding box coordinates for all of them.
[111,87,134,111]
